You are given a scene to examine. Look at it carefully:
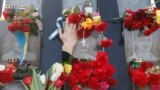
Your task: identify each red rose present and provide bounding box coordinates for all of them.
[22,25,31,32]
[96,22,108,33]
[23,18,32,24]
[68,13,81,24]
[100,38,113,48]
[54,79,64,88]
[23,75,32,86]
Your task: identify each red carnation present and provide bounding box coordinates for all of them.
[107,78,117,87]
[132,22,143,30]
[144,29,153,36]
[23,75,32,86]
[77,28,92,39]
[96,51,109,64]
[59,73,69,82]
[148,74,160,86]
[16,21,23,30]
[71,86,81,90]
[96,22,108,33]
[68,13,81,24]
[131,70,148,87]
[0,69,14,84]
[88,77,99,89]
[54,79,64,88]
[23,18,32,24]
[3,11,9,20]
[100,38,113,48]
[152,22,159,31]
[8,23,16,32]
[22,25,31,32]
[139,61,154,71]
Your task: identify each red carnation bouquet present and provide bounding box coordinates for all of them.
[62,6,108,39]
[59,51,116,90]
[3,6,42,35]
[129,60,160,90]
[123,7,160,36]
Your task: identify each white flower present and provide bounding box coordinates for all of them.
[40,74,46,84]
[0,65,5,71]
[50,63,64,82]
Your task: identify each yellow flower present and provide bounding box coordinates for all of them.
[93,16,101,25]
[81,18,94,29]
[156,10,160,24]
[64,64,72,74]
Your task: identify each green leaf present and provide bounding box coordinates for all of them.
[21,81,29,90]
[30,68,45,90]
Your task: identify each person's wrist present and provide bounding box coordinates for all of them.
[62,44,74,55]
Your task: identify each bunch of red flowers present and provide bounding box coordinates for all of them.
[60,51,116,90]
[0,65,15,84]
[123,8,159,36]
[3,6,41,35]
[7,18,32,32]
[129,61,160,89]
[64,6,108,39]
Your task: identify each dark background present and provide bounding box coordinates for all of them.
[41,0,132,90]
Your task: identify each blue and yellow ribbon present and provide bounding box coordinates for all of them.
[14,32,29,64]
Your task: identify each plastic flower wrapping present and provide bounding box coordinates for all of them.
[128,59,160,90]
[123,7,160,36]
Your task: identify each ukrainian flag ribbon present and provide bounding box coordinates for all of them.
[14,31,29,64]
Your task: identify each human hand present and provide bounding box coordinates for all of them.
[59,21,78,55]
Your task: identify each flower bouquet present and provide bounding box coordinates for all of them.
[3,5,42,35]
[129,59,160,90]
[60,51,116,90]
[123,7,160,36]
[22,63,64,90]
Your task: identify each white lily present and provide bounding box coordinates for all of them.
[50,63,64,82]
[40,74,46,84]
[0,65,5,71]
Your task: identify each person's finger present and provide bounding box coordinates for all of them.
[73,24,76,31]
[58,29,63,39]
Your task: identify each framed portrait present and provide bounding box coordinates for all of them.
[117,0,160,62]
[0,0,41,66]
[62,0,98,11]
